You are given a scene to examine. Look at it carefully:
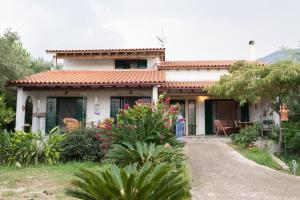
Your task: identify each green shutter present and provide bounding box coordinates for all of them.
[205,100,213,135]
[46,97,57,133]
[75,97,87,122]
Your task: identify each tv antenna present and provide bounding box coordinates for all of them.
[156,28,166,48]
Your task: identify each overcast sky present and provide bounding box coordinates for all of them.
[0,0,299,61]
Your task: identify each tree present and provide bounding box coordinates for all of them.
[0,28,54,130]
[208,60,300,150]
[0,28,54,92]
[0,29,31,92]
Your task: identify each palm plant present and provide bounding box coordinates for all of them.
[66,162,190,200]
[106,141,185,171]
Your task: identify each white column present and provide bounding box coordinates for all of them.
[152,85,158,103]
[15,88,28,130]
[196,96,206,135]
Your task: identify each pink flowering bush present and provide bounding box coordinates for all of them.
[96,94,180,151]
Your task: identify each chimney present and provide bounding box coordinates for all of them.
[248,40,256,61]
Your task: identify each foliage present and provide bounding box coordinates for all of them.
[97,95,180,151]
[66,162,190,200]
[60,126,104,162]
[106,141,185,171]
[282,122,300,156]
[233,145,280,170]
[0,29,55,130]
[231,123,261,146]
[1,127,64,166]
[0,29,55,91]
[207,60,300,113]
[0,29,31,91]
[0,95,15,128]
[0,129,11,164]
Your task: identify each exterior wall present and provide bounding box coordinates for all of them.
[63,57,159,70]
[25,88,153,133]
[165,69,228,81]
[249,100,280,125]
[63,59,114,70]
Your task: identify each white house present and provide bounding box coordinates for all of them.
[8,45,278,135]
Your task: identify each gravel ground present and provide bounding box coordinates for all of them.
[184,137,300,200]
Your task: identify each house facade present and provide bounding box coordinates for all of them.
[9,47,278,135]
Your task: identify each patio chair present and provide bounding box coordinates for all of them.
[214,120,233,137]
[63,118,80,132]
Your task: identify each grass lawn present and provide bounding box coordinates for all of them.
[0,162,106,200]
[231,144,281,170]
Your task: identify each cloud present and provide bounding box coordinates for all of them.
[0,0,299,60]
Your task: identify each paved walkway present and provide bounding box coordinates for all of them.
[184,136,300,200]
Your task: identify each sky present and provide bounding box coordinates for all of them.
[0,0,299,61]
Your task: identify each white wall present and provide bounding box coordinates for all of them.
[63,57,159,70]
[165,69,228,81]
[25,88,153,133]
[63,59,114,70]
[249,100,280,125]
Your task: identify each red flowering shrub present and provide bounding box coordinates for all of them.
[97,94,180,152]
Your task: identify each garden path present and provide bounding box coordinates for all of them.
[184,136,300,200]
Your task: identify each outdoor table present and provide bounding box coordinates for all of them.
[238,122,254,129]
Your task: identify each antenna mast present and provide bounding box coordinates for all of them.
[156,28,166,48]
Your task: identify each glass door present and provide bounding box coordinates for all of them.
[188,100,196,135]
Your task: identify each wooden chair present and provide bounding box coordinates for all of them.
[63,118,79,132]
[214,120,233,137]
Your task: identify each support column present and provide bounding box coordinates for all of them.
[152,85,158,103]
[15,88,28,130]
[197,96,206,135]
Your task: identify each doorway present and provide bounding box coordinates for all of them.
[46,97,87,133]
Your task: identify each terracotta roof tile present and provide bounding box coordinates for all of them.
[8,70,165,87]
[157,60,264,70]
[162,81,215,89]
[46,48,165,53]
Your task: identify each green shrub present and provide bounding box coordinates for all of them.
[231,123,261,146]
[4,127,64,166]
[0,129,11,164]
[282,122,300,156]
[98,95,180,151]
[106,141,185,171]
[60,126,103,162]
[66,162,190,200]
[0,95,15,129]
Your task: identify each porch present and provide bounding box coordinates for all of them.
[167,95,250,136]
[15,87,157,133]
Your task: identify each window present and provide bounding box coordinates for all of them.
[110,96,151,119]
[115,60,147,69]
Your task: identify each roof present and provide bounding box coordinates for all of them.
[8,70,165,88]
[47,48,166,61]
[157,60,264,70]
[46,48,165,53]
[161,81,215,89]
